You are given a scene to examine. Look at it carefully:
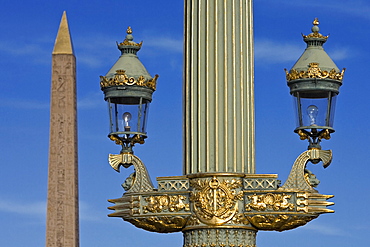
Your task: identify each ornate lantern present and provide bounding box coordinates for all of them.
[285,18,345,149]
[100,27,158,153]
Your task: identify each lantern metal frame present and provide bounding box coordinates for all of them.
[287,76,342,149]
[102,83,154,153]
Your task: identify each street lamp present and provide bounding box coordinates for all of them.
[285,18,345,149]
[102,11,343,247]
[100,27,158,154]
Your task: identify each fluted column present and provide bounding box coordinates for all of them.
[184,0,255,174]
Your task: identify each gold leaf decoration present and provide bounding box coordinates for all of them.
[245,193,295,212]
[143,195,190,213]
[100,70,158,91]
[247,215,317,231]
[285,63,345,81]
[190,177,243,226]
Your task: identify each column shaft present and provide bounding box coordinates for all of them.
[184,0,255,174]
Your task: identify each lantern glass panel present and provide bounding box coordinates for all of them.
[108,97,150,136]
[293,92,337,130]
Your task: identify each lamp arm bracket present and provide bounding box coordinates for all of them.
[108,153,155,193]
[279,149,332,192]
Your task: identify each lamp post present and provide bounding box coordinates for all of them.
[101,3,344,247]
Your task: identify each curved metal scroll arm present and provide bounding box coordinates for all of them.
[279,149,332,192]
[108,153,155,193]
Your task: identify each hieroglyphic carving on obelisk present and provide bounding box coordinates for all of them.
[46,11,79,247]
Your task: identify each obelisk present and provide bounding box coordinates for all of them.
[46,11,79,247]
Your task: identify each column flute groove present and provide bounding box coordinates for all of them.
[214,0,220,173]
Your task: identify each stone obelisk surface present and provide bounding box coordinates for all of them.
[46,11,79,247]
[184,0,255,175]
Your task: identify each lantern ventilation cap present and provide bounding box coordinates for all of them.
[302,18,329,46]
[100,26,159,91]
[285,18,345,82]
[116,26,143,55]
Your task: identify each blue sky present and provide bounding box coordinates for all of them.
[1,0,369,246]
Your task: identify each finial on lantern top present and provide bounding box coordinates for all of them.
[313,17,319,26]
[116,26,142,51]
[302,18,328,40]
[311,18,320,33]
[127,26,133,34]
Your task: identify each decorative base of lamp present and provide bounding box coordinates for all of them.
[108,149,335,240]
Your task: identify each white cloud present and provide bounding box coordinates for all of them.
[0,197,101,222]
[72,33,182,69]
[78,54,106,68]
[0,33,114,69]
[78,92,105,110]
[0,24,350,70]
[73,34,116,68]
[255,39,350,64]
[144,37,183,53]
[255,39,303,63]
[0,198,46,217]
[261,0,370,20]
[328,49,350,61]
[305,222,348,236]
[79,201,101,222]
[0,98,49,110]
[0,40,51,65]
[0,92,104,111]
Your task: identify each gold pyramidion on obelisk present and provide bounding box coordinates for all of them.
[46,11,79,247]
[53,11,74,55]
